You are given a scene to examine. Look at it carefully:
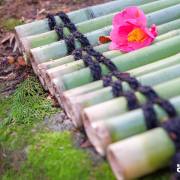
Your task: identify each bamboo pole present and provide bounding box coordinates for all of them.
[60,35,180,91]
[107,128,176,179]
[47,50,120,95]
[63,51,180,104]
[63,54,180,126]
[83,79,180,155]
[15,0,154,39]
[38,18,180,74]
[22,0,180,51]
[23,25,112,58]
[51,35,180,106]
[37,19,180,90]
[30,25,112,74]
[45,29,180,95]
[69,63,180,126]
[37,43,110,88]
[30,4,180,64]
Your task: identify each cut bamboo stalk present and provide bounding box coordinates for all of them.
[31,4,180,65]
[22,0,179,52]
[64,54,180,126]
[37,19,180,90]
[38,43,110,88]
[107,128,176,179]
[63,51,180,106]
[15,0,153,39]
[55,34,180,103]
[47,50,121,96]
[61,35,180,90]
[67,63,180,126]
[29,27,112,74]
[38,43,110,72]
[23,25,112,58]
[83,79,180,156]
[45,28,180,95]
[38,18,180,74]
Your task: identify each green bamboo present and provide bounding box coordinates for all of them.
[107,128,175,179]
[38,43,110,71]
[62,52,180,104]
[15,0,154,39]
[31,4,180,64]
[83,82,180,155]
[65,63,180,127]
[37,20,180,90]
[61,35,180,90]
[45,29,180,94]
[23,0,180,50]
[37,43,110,88]
[38,18,180,74]
[23,25,111,54]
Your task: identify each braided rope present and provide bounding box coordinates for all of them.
[47,12,177,131]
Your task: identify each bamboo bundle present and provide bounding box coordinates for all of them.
[83,78,180,155]
[30,26,112,74]
[15,0,153,39]
[23,25,112,57]
[22,0,180,52]
[31,4,180,65]
[63,54,180,126]
[54,35,180,98]
[37,19,180,91]
[38,18,180,72]
[45,28,180,95]
[63,51,180,104]
[107,127,176,179]
[37,43,111,89]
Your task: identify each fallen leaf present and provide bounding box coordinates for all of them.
[7,56,15,64]
[99,36,111,44]
[17,56,26,66]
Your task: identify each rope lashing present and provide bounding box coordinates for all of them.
[162,117,180,179]
[47,12,117,76]
[47,14,56,30]
[47,11,177,129]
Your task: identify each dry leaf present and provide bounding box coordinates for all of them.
[17,56,26,66]
[7,56,15,64]
[99,36,111,44]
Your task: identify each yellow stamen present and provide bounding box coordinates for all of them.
[128,28,147,42]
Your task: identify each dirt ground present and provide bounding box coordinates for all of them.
[0,0,110,96]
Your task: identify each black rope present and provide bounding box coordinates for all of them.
[138,86,177,130]
[82,54,102,81]
[163,117,180,150]
[47,11,177,129]
[47,14,56,30]
[162,117,180,179]
[142,103,159,129]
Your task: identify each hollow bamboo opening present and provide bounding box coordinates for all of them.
[83,113,111,156]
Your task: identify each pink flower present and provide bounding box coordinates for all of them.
[109,6,158,52]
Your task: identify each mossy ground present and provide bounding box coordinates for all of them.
[0,18,23,31]
[0,77,115,180]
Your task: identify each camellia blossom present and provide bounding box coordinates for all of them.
[109,6,158,52]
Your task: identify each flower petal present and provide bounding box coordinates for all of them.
[113,6,147,27]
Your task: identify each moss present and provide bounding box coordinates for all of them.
[0,97,11,120]
[0,76,59,149]
[0,77,172,180]
[1,18,23,31]
[1,130,115,180]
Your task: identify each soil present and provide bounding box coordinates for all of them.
[0,0,110,96]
